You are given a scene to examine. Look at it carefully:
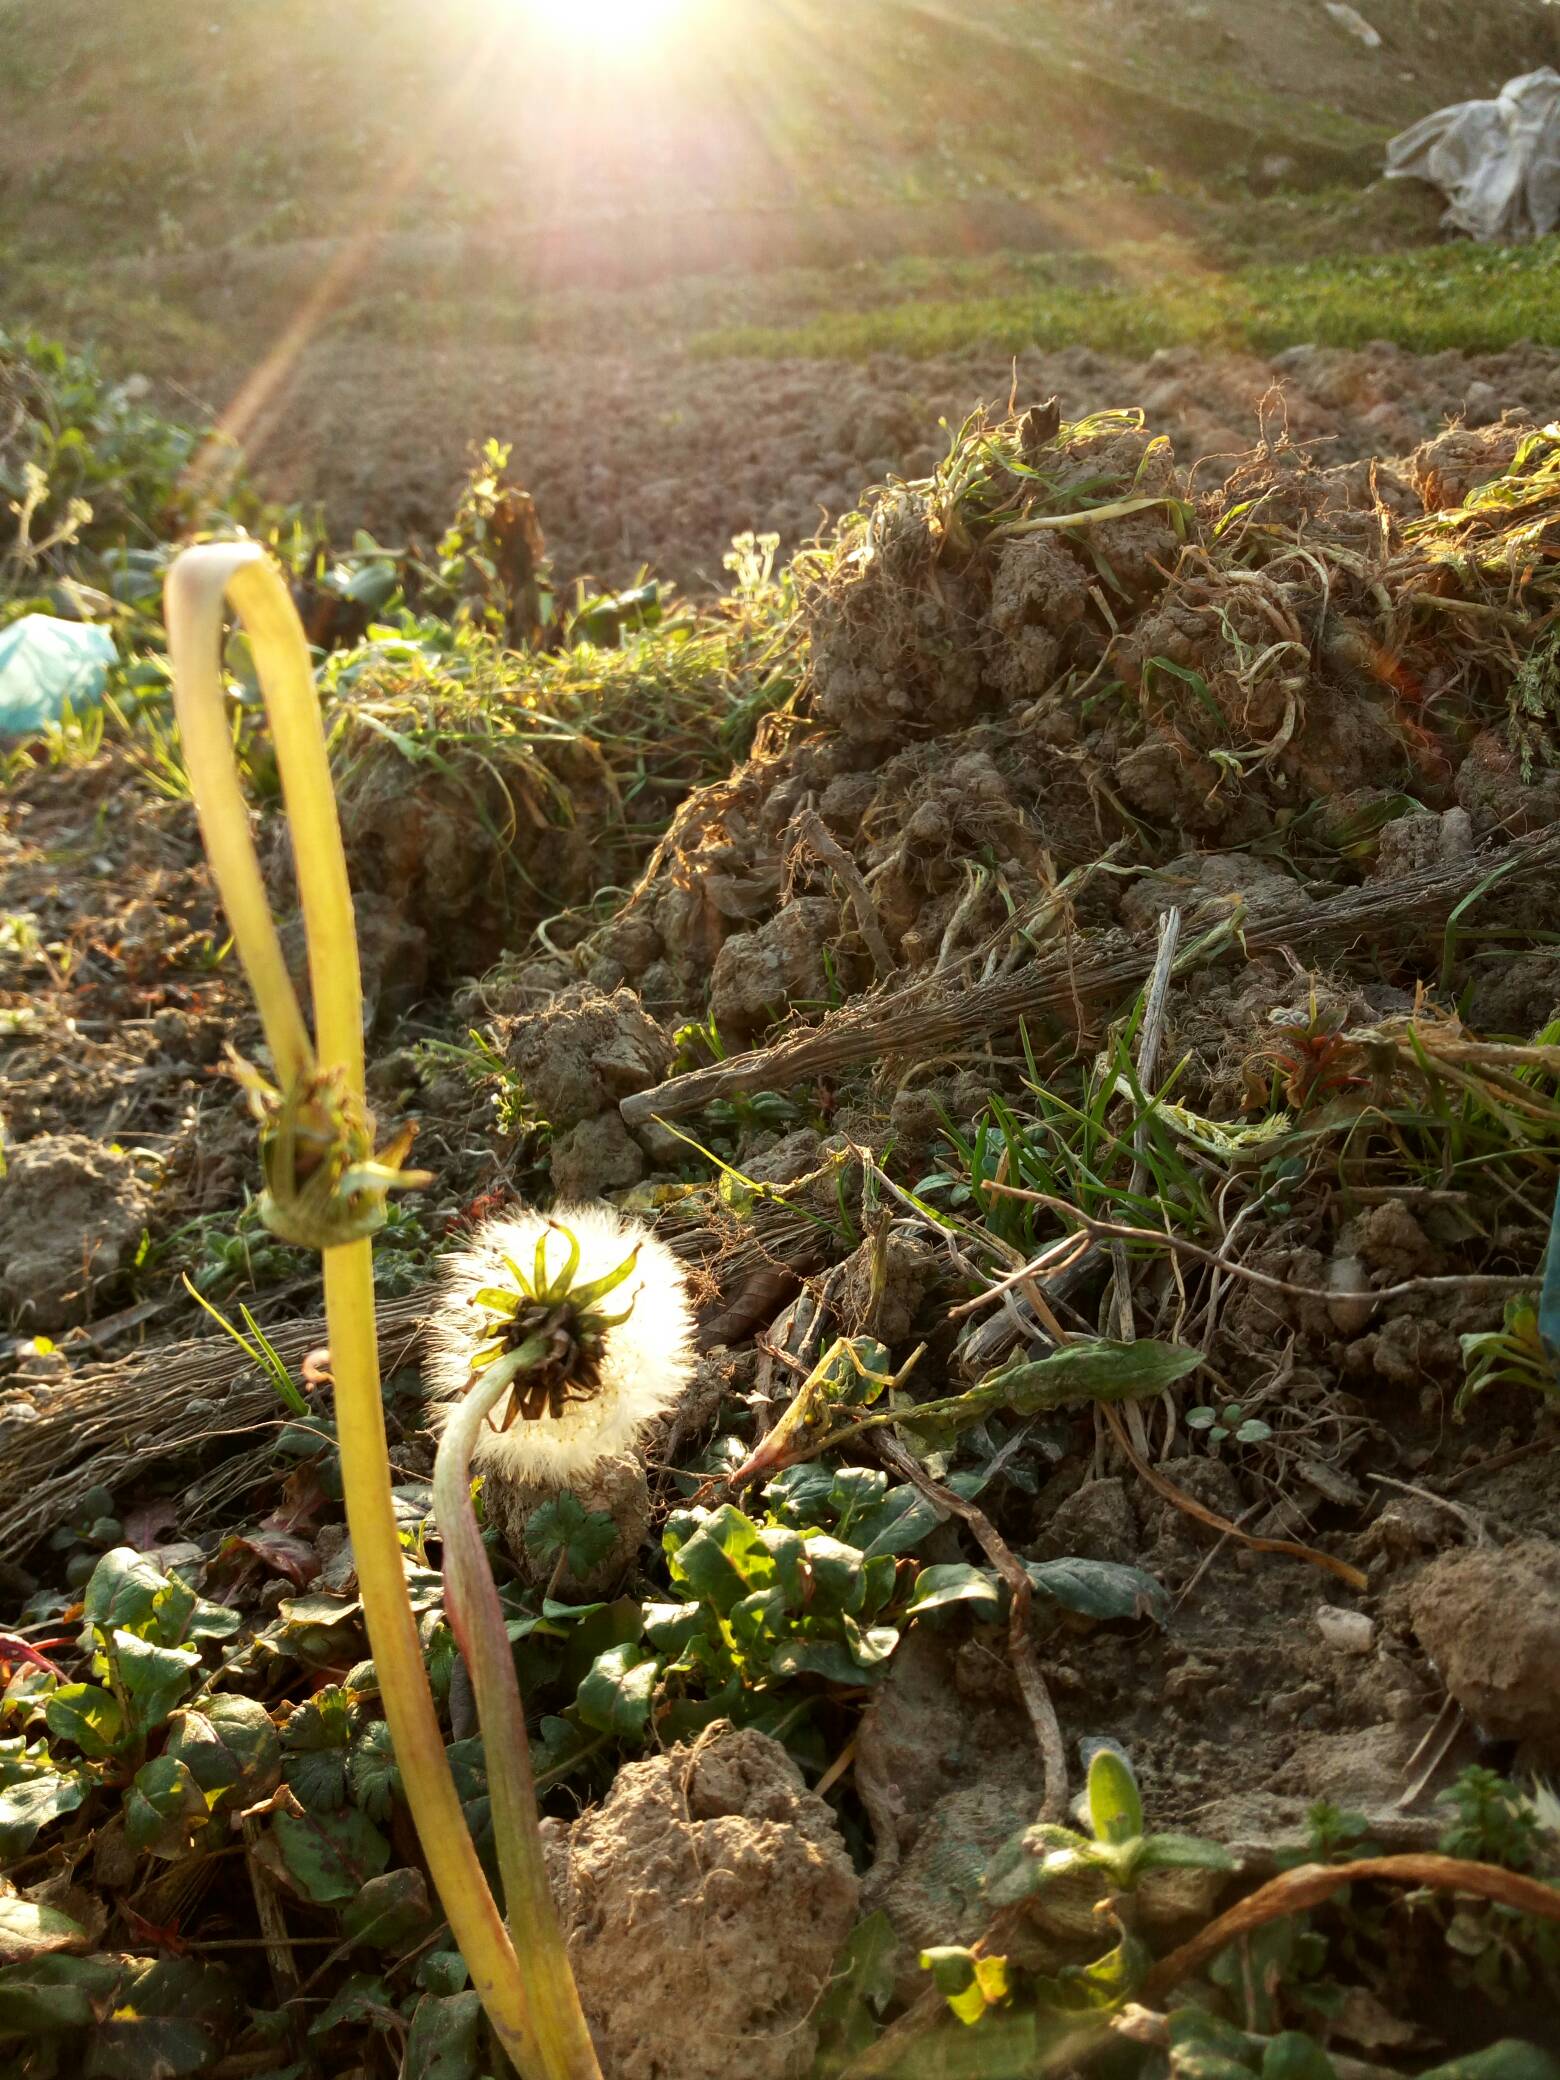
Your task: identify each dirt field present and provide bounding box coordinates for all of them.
[4,4,1560,2076]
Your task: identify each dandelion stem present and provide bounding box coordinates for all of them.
[434,1347,603,2080]
[166,543,543,2077]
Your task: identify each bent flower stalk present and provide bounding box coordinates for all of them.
[163,540,623,2080]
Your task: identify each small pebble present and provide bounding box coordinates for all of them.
[1315,1603,1375,1655]
[1325,1253,1377,1336]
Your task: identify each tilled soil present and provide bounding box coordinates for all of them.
[246,336,1560,590]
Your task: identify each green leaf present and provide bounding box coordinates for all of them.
[112,1629,202,1736]
[271,1803,391,1905]
[1032,1930,1148,2015]
[283,1747,350,1812]
[666,1506,774,1615]
[1262,2035,1337,2080]
[1137,1831,1236,1873]
[921,1945,1011,2026]
[0,1891,88,1966]
[308,1970,393,2038]
[80,1548,167,1643]
[983,1822,1094,1906]
[811,1910,897,2066]
[1167,2003,1262,2078]
[0,1758,87,1860]
[576,1645,658,1738]
[82,1956,240,2078]
[762,1462,837,1522]
[0,1952,121,2036]
[280,1687,352,1752]
[1087,1746,1143,1847]
[801,1535,869,1616]
[125,1755,209,1859]
[903,1338,1203,1448]
[643,1601,705,1654]
[342,1867,433,1952]
[348,1720,401,1821]
[417,1949,471,1996]
[524,1493,619,1578]
[852,1485,949,1557]
[403,1990,484,2080]
[163,1694,282,1813]
[1418,2048,1560,2080]
[44,1683,125,1760]
[906,1564,1001,1619]
[1024,1557,1168,1622]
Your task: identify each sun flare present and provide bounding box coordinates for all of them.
[512,0,694,56]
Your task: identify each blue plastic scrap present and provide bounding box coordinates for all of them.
[0,614,118,737]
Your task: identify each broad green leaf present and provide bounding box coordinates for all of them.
[524,1494,618,1578]
[1087,1746,1143,1847]
[853,1486,948,1557]
[1024,1557,1167,1622]
[643,1601,704,1654]
[1262,2035,1338,2080]
[163,1694,282,1813]
[80,1548,166,1644]
[348,1721,400,1821]
[0,1952,121,2036]
[829,1467,889,1520]
[342,1867,432,1952]
[308,1970,393,2038]
[0,1892,88,1966]
[800,1535,868,1616]
[125,1755,209,1859]
[666,1507,774,1615]
[771,1621,900,1686]
[283,1747,349,1812]
[82,1955,240,2078]
[403,1990,484,2080]
[44,1684,125,1760]
[270,1804,390,1905]
[576,1645,657,1738]
[280,1687,352,1752]
[0,1761,87,1860]
[762,1462,837,1522]
[906,1563,1001,1619]
[112,1629,202,1736]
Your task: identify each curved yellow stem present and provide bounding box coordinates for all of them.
[165,543,541,2077]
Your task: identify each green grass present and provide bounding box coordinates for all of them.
[691,238,1560,364]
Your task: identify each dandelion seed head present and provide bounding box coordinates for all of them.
[425,1204,697,1484]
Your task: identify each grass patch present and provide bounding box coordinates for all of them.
[691,238,1560,363]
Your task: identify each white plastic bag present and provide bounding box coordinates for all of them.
[1386,67,1560,242]
[0,614,117,737]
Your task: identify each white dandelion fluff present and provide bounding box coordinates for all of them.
[425,1204,697,1485]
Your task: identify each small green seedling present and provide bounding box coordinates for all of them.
[1187,1402,1273,1448]
[984,1745,1234,1905]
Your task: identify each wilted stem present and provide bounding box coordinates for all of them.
[433,1347,603,2080]
[166,543,542,2076]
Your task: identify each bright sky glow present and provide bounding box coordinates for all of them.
[513,0,693,57]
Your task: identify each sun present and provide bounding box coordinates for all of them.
[511,0,694,56]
